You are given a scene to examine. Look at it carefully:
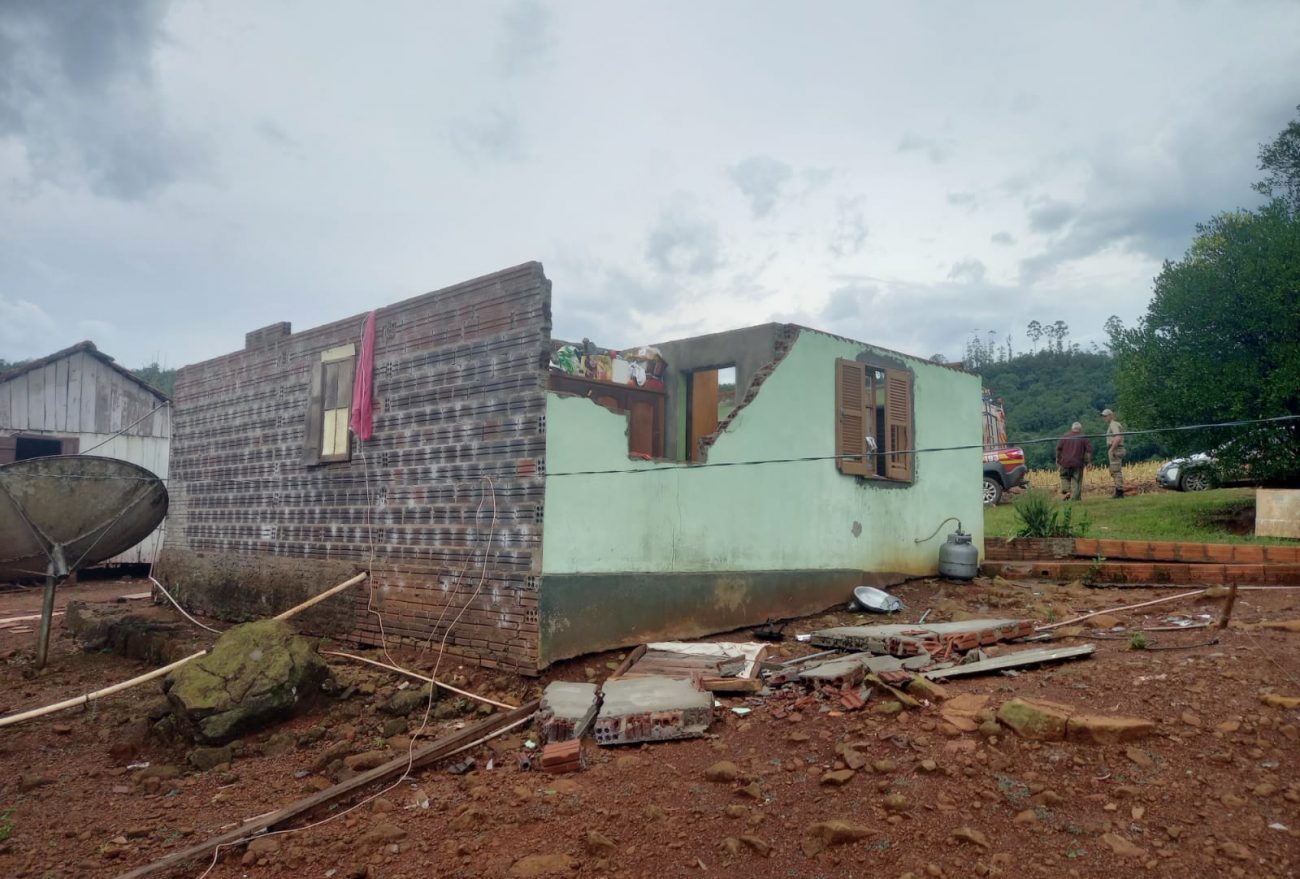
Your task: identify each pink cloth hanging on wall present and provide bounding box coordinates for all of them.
[350,310,377,441]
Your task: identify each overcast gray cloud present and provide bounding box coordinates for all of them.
[448,106,524,163]
[0,0,199,200]
[498,0,554,76]
[729,155,794,217]
[897,132,953,164]
[645,201,723,277]
[0,1,1298,367]
[828,196,869,257]
[947,258,987,284]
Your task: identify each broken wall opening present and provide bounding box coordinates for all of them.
[685,364,735,462]
[548,340,668,459]
[548,326,793,463]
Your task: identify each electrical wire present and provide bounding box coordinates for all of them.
[76,401,171,456]
[197,474,500,879]
[19,413,1298,483]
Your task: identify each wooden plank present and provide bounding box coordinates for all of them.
[41,364,58,433]
[115,699,539,879]
[610,644,646,678]
[12,372,28,430]
[701,676,764,693]
[923,645,1095,681]
[80,356,97,435]
[65,353,82,433]
[27,366,44,429]
[53,357,69,432]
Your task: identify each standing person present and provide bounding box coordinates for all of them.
[1102,408,1126,498]
[1056,422,1093,501]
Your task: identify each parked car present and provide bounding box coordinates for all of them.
[983,446,1028,505]
[981,390,1027,504]
[1156,453,1220,491]
[1156,430,1300,491]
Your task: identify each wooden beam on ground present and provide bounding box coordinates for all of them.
[1217,583,1240,630]
[115,699,539,879]
[922,645,1095,681]
[609,644,646,678]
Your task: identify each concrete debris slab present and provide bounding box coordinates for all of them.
[923,645,1095,680]
[594,676,713,746]
[809,619,1035,657]
[795,653,873,687]
[538,682,599,743]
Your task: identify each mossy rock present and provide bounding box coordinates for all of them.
[165,619,329,744]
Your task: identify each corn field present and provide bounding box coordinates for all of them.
[1022,459,1168,497]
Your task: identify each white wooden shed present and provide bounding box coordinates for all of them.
[0,341,170,568]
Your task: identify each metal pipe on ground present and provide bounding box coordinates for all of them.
[0,572,369,729]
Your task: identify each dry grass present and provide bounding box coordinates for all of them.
[1023,459,1167,497]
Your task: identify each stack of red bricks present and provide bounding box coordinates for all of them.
[540,739,584,774]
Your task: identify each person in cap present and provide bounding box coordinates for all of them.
[1055,422,1093,501]
[1101,408,1125,498]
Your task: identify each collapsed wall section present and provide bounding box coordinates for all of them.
[157,262,552,673]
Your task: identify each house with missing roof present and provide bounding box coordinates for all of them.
[0,341,171,569]
[156,262,983,673]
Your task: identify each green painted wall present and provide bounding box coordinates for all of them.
[542,330,984,577]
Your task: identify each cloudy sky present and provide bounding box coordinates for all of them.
[2,1,1298,369]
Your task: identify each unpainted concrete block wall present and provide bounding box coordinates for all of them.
[157,263,552,673]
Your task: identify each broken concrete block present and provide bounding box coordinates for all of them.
[809,619,1034,657]
[796,653,872,686]
[593,676,712,746]
[538,681,599,743]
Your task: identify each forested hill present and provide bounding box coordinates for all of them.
[977,350,1160,469]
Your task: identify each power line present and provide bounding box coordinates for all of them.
[5,414,1297,482]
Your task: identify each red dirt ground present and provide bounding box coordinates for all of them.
[1,575,1298,879]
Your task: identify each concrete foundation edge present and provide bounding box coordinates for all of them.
[153,548,362,637]
[537,568,909,668]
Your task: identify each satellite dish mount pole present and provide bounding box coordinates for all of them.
[37,545,68,670]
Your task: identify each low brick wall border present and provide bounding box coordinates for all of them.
[987,537,1300,565]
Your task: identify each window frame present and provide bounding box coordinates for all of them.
[835,357,914,483]
[304,344,356,466]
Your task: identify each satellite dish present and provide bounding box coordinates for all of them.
[0,455,168,666]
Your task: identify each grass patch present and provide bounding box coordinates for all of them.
[986,486,1293,544]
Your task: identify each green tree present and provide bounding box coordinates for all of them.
[1254,104,1300,214]
[1112,201,1300,483]
[132,362,177,397]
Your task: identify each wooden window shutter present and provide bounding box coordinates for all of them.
[884,370,913,482]
[60,437,80,455]
[0,436,15,466]
[835,359,870,476]
[303,362,325,466]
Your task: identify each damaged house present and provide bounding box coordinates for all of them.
[157,262,983,674]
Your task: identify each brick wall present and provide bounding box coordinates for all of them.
[157,263,552,673]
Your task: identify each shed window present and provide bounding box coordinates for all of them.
[304,345,355,465]
[834,358,913,482]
